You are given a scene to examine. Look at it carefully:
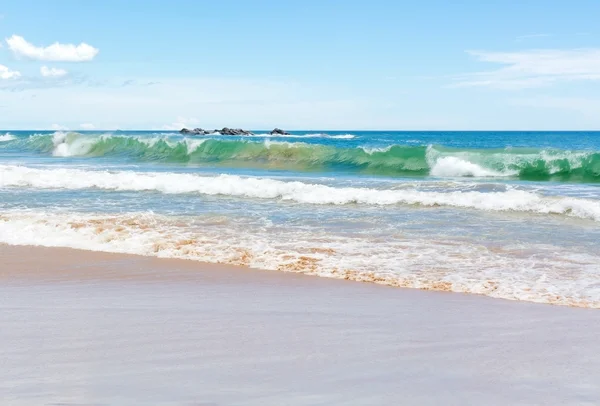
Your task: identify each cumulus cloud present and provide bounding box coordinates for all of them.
[80,123,95,130]
[40,66,68,77]
[451,48,600,89]
[6,35,99,62]
[51,123,68,130]
[0,64,21,79]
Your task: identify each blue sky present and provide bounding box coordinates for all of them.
[1,0,599,130]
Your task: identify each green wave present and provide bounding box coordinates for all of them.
[10,133,600,181]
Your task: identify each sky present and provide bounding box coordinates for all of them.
[1,0,600,130]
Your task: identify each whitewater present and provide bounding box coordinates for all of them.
[1,130,599,307]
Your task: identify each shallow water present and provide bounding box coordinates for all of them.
[1,130,599,306]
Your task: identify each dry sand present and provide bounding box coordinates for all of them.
[1,244,599,405]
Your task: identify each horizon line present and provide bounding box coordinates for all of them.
[3,129,600,132]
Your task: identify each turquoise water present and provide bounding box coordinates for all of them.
[1,130,600,307]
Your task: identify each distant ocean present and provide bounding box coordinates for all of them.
[1,130,599,307]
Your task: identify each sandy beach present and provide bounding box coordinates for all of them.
[3,0,600,404]
[1,244,599,405]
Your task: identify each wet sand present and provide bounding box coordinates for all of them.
[1,244,599,405]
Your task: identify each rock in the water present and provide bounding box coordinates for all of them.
[193,128,212,135]
[219,127,254,136]
[181,127,253,135]
[270,128,290,135]
[180,127,214,135]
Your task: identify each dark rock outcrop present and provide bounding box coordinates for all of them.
[180,127,214,135]
[218,127,254,136]
[270,128,290,135]
[180,127,254,136]
[193,128,213,135]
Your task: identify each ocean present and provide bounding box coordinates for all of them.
[1,130,599,307]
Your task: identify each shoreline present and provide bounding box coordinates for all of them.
[0,243,480,304]
[2,243,600,404]
[1,242,597,309]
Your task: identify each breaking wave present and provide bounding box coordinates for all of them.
[2,164,600,221]
[2,132,600,181]
[0,133,16,142]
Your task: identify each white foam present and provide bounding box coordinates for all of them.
[136,137,163,148]
[250,133,356,139]
[51,131,67,144]
[0,209,598,308]
[430,156,511,177]
[425,146,599,178]
[1,165,600,221]
[52,132,97,157]
[0,133,16,142]
[329,134,356,139]
[360,146,393,154]
[184,138,208,154]
[538,150,591,174]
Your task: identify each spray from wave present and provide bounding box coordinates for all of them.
[0,133,16,142]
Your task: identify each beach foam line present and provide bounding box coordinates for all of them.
[1,164,600,221]
[0,210,599,308]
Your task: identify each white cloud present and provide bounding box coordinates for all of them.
[0,64,21,79]
[40,66,68,77]
[80,123,95,130]
[451,48,600,89]
[6,35,99,62]
[51,123,68,130]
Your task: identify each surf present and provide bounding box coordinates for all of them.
[2,164,600,221]
[4,132,600,182]
[0,133,16,142]
[0,208,598,308]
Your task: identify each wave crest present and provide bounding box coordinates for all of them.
[7,132,600,181]
[0,133,16,142]
[2,165,600,221]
